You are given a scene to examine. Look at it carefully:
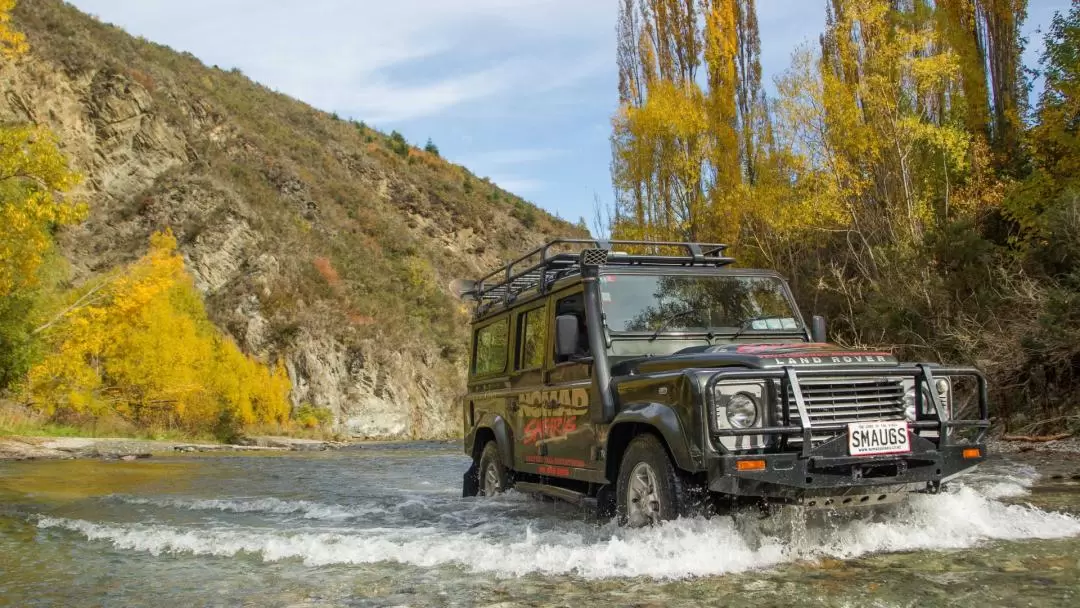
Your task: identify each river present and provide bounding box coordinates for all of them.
[2,442,1080,607]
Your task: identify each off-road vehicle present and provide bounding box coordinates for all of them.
[456,239,989,526]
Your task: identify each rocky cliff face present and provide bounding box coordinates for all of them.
[4,0,585,438]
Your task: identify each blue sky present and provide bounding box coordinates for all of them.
[70,0,1069,226]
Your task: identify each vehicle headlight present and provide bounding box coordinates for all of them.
[726,392,759,429]
[710,381,766,432]
[902,377,950,420]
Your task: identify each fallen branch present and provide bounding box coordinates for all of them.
[33,280,110,335]
[1001,433,1073,443]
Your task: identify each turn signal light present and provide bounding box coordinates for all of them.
[736,459,767,472]
[962,448,981,459]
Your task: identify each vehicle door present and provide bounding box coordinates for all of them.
[469,315,524,468]
[510,300,549,474]
[537,287,597,477]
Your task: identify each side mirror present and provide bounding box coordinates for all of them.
[555,315,580,358]
[811,315,827,343]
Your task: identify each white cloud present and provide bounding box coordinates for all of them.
[72,0,614,122]
[490,176,545,195]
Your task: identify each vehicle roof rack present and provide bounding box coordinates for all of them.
[454,238,734,315]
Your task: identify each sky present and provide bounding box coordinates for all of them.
[69,0,1071,226]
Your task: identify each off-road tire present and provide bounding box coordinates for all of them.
[478,441,510,497]
[616,434,688,527]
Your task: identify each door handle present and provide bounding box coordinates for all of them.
[508,398,518,412]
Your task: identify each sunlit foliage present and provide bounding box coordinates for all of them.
[0,0,27,59]
[612,0,766,242]
[0,126,86,298]
[25,231,292,434]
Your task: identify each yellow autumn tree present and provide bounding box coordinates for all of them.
[0,126,85,298]
[0,0,28,59]
[611,0,769,244]
[757,0,980,254]
[27,230,291,434]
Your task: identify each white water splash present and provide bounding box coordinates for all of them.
[38,480,1080,580]
[112,496,381,520]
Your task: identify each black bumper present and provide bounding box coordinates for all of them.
[705,363,990,500]
[707,435,986,499]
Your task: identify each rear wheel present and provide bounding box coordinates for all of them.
[478,441,509,497]
[616,434,688,527]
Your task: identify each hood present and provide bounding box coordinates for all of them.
[612,343,898,376]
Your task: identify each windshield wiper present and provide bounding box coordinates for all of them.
[648,309,706,342]
[729,315,788,341]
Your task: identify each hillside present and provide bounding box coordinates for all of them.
[2,0,586,438]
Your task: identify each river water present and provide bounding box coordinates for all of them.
[2,442,1080,607]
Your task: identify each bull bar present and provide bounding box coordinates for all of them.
[704,364,991,458]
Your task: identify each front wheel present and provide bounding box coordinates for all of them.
[616,434,688,527]
[477,441,509,496]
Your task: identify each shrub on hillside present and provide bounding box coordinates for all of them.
[388,130,409,157]
[296,403,333,429]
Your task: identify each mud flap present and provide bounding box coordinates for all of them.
[462,462,480,497]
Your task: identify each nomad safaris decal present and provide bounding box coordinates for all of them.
[519,388,589,408]
[517,388,590,447]
[523,416,577,446]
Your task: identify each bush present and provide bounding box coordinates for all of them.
[0,292,35,391]
[388,130,409,157]
[295,403,333,429]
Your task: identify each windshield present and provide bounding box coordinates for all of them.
[599,274,801,335]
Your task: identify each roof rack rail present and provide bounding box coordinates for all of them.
[453,238,734,313]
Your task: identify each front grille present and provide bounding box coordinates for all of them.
[776,377,906,445]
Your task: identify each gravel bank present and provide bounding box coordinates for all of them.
[0,436,347,461]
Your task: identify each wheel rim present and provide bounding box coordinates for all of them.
[482,462,501,496]
[626,461,662,527]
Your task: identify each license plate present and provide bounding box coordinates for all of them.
[848,420,911,456]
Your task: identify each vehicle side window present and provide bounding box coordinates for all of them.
[516,307,546,370]
[473,318,508,376]
[554,292,589,363]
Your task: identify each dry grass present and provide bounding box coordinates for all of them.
[0,399,194,440]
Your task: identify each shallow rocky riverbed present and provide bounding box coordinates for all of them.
[2,441,1080,607]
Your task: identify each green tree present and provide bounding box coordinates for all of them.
[388,130,409,157]
[424,138,440,156]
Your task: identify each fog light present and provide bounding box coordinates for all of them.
[726,393,759,428]
[736,459,766,471]
[962,448,981,459]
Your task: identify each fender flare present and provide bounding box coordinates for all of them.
[607,402,697,472]
[473,413,514,467]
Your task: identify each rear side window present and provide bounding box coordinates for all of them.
[473,319,508,376]
[517,307,547,370]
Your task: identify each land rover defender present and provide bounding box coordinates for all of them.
[457,239,990,527]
